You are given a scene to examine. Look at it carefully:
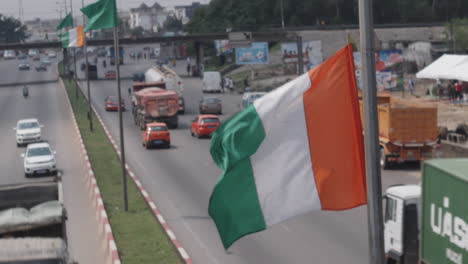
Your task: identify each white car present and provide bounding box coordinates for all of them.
[48,51,57,58]
[14,119,43,147]
[22,142,57,177]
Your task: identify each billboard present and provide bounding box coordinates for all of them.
[353,50,403,90]
[214,40,232,56]
[281,40,323,70]
[235,42,269,65]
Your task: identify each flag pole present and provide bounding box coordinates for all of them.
[70,0,78,99]
[358,0,385,263]
[82,0,93,132]
[113,11,129,212]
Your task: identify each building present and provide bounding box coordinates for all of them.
[129,2,171,33]
[174,2,207,25]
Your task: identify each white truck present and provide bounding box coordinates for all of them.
[384,159,468,264]
[0,179,76,264]
[145,66,185,114]
[202,71,222,93]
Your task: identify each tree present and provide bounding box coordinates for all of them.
[185,0,468,34]
[0,14,27,43]
[130,26,144,37]
[446,18,468,53]
[163,16,183,32]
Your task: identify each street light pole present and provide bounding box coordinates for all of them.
[280,0,285,29]
[358,0,385,263]
[70,0,78,99]
[113,2,128,212]
[82,0,93,132]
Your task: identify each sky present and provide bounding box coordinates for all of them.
[2,0,211,21]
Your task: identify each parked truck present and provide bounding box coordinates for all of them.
[109,47,124,65]
[0,179,75,263]
[384,159,468,264]
[132,83,179,129]
[145,66,185,114]
[360,93,438,169]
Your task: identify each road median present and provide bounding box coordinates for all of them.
[60,71,181,263]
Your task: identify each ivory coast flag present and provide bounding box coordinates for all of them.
[67,26,84,48]
[208,44,366,249]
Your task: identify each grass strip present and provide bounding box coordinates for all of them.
[62,77,181,264]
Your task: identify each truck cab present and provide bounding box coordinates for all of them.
[384,185,421,264]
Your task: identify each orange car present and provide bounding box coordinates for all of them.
[191,115,220,138]
[141,122,170,149]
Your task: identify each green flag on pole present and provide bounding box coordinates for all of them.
[56,13,73,30]
[81,0,116,32]
[60,31,70,48]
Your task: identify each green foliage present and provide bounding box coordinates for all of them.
[163,16,183,32]
[0,14,27,43]
[185,0,468,34]
[446,18,468,52]
[130,26,144,37]
[59,69,181,264]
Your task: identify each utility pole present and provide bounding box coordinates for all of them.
[358,0,385,263]
[70,0,79,99]
[114,3,128,212]
[82,0,93,132]
[280,0,285,29]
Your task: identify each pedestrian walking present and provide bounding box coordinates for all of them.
[187,63,191,76]
[408,78,415,96]
[455,81,463,101]
[448,81,455,101]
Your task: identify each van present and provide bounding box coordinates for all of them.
[202,72,222,93]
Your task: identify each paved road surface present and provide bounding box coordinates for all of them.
[0,53,60,84]
[0,62,106,264]
[77,53,422,263]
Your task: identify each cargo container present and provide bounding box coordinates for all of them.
[384,159,468,264]
[133,87,179,129]
[359,93,438,169]
[0,179,75,263]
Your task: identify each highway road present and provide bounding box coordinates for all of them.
[0,60,106,263]
[0,53,60,85]
[78,47,423,264]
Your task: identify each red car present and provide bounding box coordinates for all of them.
[104,96,125,111]
[141,122,170,149]
[105,70,116,79]
[191,115,220,138]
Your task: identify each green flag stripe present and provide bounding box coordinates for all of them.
[61,32,69,48]
[208,105,266,249]
[56,13,72,30]
[81,0,116,32]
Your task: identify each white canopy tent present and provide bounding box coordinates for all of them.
[416,54,468,81]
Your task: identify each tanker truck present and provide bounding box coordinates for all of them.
[133,87,179,129]
[145,65,185,114]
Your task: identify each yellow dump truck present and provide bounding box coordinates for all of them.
[360,93,438,169]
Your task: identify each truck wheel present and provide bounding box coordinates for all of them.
[380,148,392,170]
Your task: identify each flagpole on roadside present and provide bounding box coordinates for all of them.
[82,0,93,132]
[113,10,129,212]
[70,0,78,99]
[358,0,385,263]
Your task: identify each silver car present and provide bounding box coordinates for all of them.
[199,97,222,115]
[22,142,57,177]
[15,119,43,147]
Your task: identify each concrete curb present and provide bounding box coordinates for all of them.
[60,78,121,264]
[74,80,192,263]
[92,105,193,264]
